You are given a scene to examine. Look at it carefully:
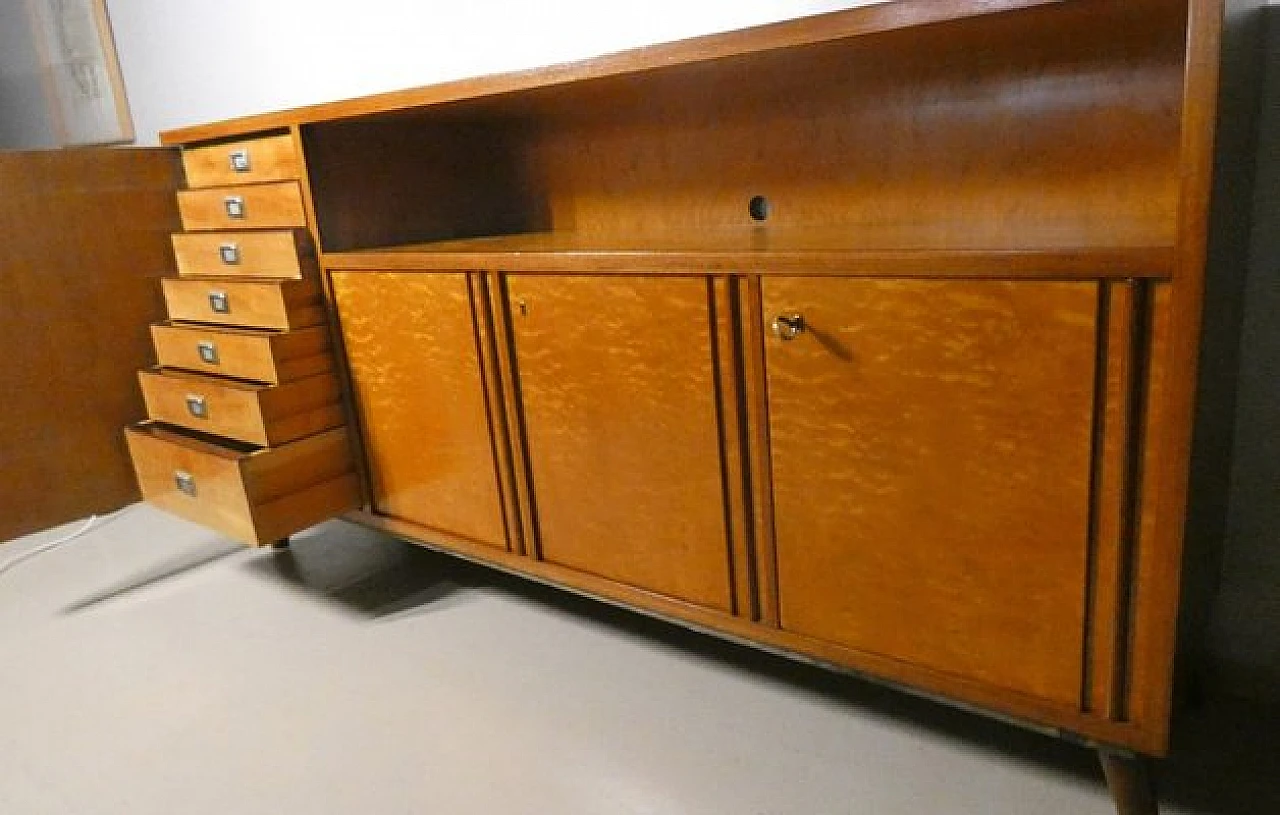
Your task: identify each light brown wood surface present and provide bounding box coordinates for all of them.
[138,368,343,446]
[161,277,324,330]
[762,278,1100,706]
[172,230,311,279]
[177,181,307,231]
[0,148,180,542]
[150,323,332,384]
[126,422,357,545]
[322,232,1176,278]
[331,271,508,549]
[506,275,734,611]
[181,133,300,188]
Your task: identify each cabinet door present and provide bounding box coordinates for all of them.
[508,275,733,611]
[332,271,508,549]
[762,278,1098,705]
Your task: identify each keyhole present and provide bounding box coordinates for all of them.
[748,195,771,222]
[517,299,529,317]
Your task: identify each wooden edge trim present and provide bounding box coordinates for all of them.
[469,272,524,556]
[314,248,1178,278]
[739,276,780,626]
[487,271,542,559]
[709,277,754,618]
[1084,281,1141,718]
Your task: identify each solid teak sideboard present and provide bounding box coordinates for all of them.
[121,2,1264,813]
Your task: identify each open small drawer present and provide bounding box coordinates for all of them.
[125,421,359,546]
[138,368,344,446]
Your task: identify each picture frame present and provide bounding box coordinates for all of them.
[26,0,134,146]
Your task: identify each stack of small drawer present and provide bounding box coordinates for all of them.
[125,133,358,546]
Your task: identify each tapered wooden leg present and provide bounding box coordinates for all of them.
[1099,749,1159,815]
[270,537,291,550]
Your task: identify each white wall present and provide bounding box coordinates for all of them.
[104,0,867,144]
[0,0,57,148]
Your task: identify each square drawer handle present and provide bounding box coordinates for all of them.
[224,195,245,219]
[174,470,197,497]
[197,341,219,364]
[208,290,230,314]
[228,149,251,173]
[218,242,241,264]
[185,394,208,419]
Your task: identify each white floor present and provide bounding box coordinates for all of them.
[0,506,1274,815]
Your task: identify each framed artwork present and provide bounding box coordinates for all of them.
[26,0,134,145]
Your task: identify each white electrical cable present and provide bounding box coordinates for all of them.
[0,505,137,582]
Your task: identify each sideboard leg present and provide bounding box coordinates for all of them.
[270,537,291,551]
[1099,749,1159,815]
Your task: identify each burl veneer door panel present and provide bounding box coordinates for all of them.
[762,278,1098,705]
[508,275,733,612]
[332,272,507,549]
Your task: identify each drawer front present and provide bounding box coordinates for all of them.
[161,278,325,330]
[172,231,310,279]
[126,422,358,545]
[177,181,307,231]
[151,324,332,383]
[181,133,301,188]
[138,369,344,446]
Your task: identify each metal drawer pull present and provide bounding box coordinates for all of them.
[174,470,197,497]
[228,149,251,173]
[224,195,245,219]
[771,313,806,341]
[197,341,219,364]
[185,394,208,419]
[218,242,241,264]
[208,290,230,314]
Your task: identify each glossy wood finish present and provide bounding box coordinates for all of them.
[323,233,1176,278]
[506,275,734,612]
[330,272,508,549]
[177,181,307,231]
[150,323,332,384]
[125,422,358,546]
[138,368,343,446]
[180,133,300,188]
[0,148,180,542]
[172,230,312,279]
[161,277,324,330]
[761,279,1099,706]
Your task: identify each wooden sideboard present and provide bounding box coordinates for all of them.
[121,2,1266,812]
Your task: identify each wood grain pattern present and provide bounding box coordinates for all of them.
[177,181,307,231]
[0,148,180,542]
[126,422,357,546]
[763,278,1099,706]
[1087,282,1141,718]
[739,276,781,626]
[181,133,300,188]
[322,233,1176,278]
[161,277,324,330]
[150,323,331,384]
[331,272,508,549]
[507,275,733,611]
[172,230,312,279]
[138,368,343,446]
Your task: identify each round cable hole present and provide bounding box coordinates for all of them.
[748,195,771,222]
